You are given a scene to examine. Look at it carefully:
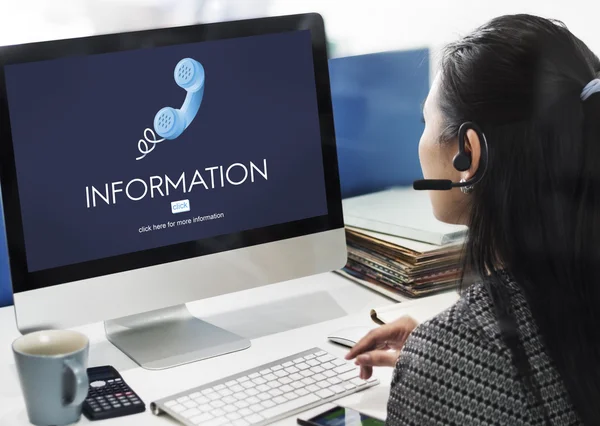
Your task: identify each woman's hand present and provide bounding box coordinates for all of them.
[345,316,419,380]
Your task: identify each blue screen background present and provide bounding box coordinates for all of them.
[4,30,328,272]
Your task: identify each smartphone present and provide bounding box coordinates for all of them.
[297,406,385,426]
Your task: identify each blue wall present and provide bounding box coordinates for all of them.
[329,48,430,198]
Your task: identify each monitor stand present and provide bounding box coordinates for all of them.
[104,304,251,370]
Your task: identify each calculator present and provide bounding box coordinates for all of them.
[83,365,146,421]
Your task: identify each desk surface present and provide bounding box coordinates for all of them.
[0,272,443,425]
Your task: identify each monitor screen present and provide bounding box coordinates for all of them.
[1,23,339,291]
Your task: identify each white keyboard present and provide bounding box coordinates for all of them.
[150,347,379,426]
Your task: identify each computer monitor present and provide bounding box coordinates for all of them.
[0,13,345,370]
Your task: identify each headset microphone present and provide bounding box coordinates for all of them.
[413,122,488,191]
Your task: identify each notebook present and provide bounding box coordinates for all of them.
[369,291,460,325]
[342,187,468,245]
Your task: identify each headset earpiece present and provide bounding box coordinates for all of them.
[453,122,474,172]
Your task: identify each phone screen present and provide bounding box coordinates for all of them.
[307,406,385,426]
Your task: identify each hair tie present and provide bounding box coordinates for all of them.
[581,78,600,101]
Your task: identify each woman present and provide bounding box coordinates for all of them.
[347,14,600,425]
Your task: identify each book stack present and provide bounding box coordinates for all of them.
[338,188,467,301]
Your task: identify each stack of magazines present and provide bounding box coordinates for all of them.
[338,188,467,300]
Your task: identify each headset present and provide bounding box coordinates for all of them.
[413,121,489,191]
[154,57,205,140]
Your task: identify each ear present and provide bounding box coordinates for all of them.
[463,129,482,180]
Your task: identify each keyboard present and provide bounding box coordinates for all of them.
[150,347,379,426]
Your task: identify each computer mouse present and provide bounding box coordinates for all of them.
[327,326,374,348]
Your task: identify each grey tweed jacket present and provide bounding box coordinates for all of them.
[386,278,581,425]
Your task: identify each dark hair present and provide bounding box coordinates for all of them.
[438,14,600,424]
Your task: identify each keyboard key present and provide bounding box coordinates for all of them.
[279,377,292,385]
[233,392,248,400]
[318,355,335,363]
[285,366,300,374]
[214,384,226,391]
[199,404,212,412]
[304,354,316,360]
[335,364,356,374]
[234,400,249,409]
[273,396,287,404]
[208,392,221,401]
[258,393,271,401]
[246,388,259,396]
[307,359,319,367]
[190,392,201,399]
[190,413,213,425]
[194,395,210,404]
[316,389,335,399]
[332,358,346,366]
[227,412,242,420]
[250,404,264,413]
[322,362,336,370]
[218,389,233,397]
[211,408,225,417]
[318,381,331,389]
[246,396,260,405]
[259,369,271,375]
[284,392,299,401]
[237,376,250,383]
[223,404,237,413]
[261,400,276,408]
[202,388,215,395]
[274,370,288,378]
[327,377,342,385]
[300,370,313,378]
[246,414,264,424]
[239,408,253,417]
[316,351,327,356]
[331,385,346,394]
[177,396,190,403]
[268,380,282,388]
[242,381,255,389]
[351,378,367,387]
[296,388,309,396]
[282,362,293,368]
[204,418,228,426]
[261,394,320,419]
[252,377,267,385]
[230,384,245,393]
[313,374,326,382]
[324,370,337,378]
[225,380,237,387]
[311,366,325,374]
[233,420,249,426]
[171,404,185,413]
[306,385,320,393]
[340,371,358,381]
[271,365,283,371]
[223,396,237,404]
[184,401,198,408]
[264,373,277,381]
[249,373,260,379]
[290,373,303,381]
[182,408,201,418]
[280,384,294,393]
[296,362,310,370]
[292,381,304,389]
[268,389,283,397]
[210,400,225,408]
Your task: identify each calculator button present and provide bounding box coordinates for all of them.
[107,379,114,383]
[115,378,122,382]
[123,402,131,406]
[93,408,101,413]
[90,381,106,388]
[133,401,142,405]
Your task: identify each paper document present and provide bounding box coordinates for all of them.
[343,187,467,245]
[370,291,460,324]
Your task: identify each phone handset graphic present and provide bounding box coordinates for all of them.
[154,57,205,140]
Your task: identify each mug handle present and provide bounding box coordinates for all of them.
[63,358,89,407]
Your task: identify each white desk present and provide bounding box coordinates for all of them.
[0,273,442,425]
